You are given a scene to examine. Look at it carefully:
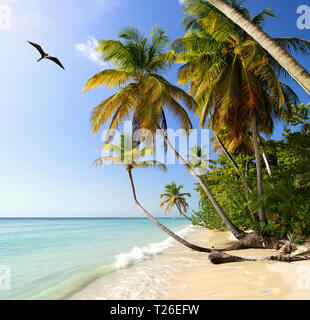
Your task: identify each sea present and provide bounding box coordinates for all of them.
[0,218,194,300]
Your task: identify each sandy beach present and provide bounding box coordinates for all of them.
[69,226,310,300]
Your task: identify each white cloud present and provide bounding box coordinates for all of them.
[75,36,106,67]
[178,0,185,5]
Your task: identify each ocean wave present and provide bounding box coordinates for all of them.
[114,225,197,269]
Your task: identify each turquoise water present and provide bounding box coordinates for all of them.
[0,218,189,300]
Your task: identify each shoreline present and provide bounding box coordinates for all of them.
[69,227,310,300]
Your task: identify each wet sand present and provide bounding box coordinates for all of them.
[70,227,310,300]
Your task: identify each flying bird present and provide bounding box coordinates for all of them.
[27,41,65,70]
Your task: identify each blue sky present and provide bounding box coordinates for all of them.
[0,0,309,217]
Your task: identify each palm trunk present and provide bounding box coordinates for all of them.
[158,130,245,240]
[257,135,272,176]
[127,168,211,253]
[213,130,253,194]
[262,152,272,177]
[206,0,310,95]
[245,159,249,177]
[175,203,193,222]
[180,212,193,222]
[252,114,267,223]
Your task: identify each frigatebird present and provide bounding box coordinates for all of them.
[27,41,65,70]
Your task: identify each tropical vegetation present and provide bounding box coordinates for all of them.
[194,103,310,243]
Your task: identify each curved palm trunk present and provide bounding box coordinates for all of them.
[127,169,211,253]
[252,114,267,223]
[175,203,193,222]
[158,130,245,240]
[206,0,310,95]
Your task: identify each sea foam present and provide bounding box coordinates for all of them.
[114,225,197,269]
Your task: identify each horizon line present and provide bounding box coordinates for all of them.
[0,216,186,219]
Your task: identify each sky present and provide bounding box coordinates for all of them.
[0,0,309,217]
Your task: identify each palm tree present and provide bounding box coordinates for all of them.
[160,182,193,221]
[94,135,211,253]
[83,26,245,240]
[175,0,302,223]
[199,0,310,95]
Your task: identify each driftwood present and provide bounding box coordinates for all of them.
[266,251,310,262]
[209,249,310,265]
[209,251,255,264]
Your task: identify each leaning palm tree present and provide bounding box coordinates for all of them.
[160,182,193,221]
[83,25,245,240]
[197,0,310,95]
[175,0,302,222]
[94,135,211,252]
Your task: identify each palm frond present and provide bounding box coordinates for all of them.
[251,8,276,27]
[137,160,167,172]
[97,40,135,70]
[91,84,136,134]
[118,26,147,44]
[274,37,310,56]
[148,25,170,59]
[83,69,131,93]
[147,51,176,74]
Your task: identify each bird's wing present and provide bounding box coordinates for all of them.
[27,41,46,56]
[46,56,65,70]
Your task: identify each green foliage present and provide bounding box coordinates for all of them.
[194,153,257,231]
[194,105,310,239]
[192,206,224,230]
[250,178,310,238]
[282,102,310,131]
